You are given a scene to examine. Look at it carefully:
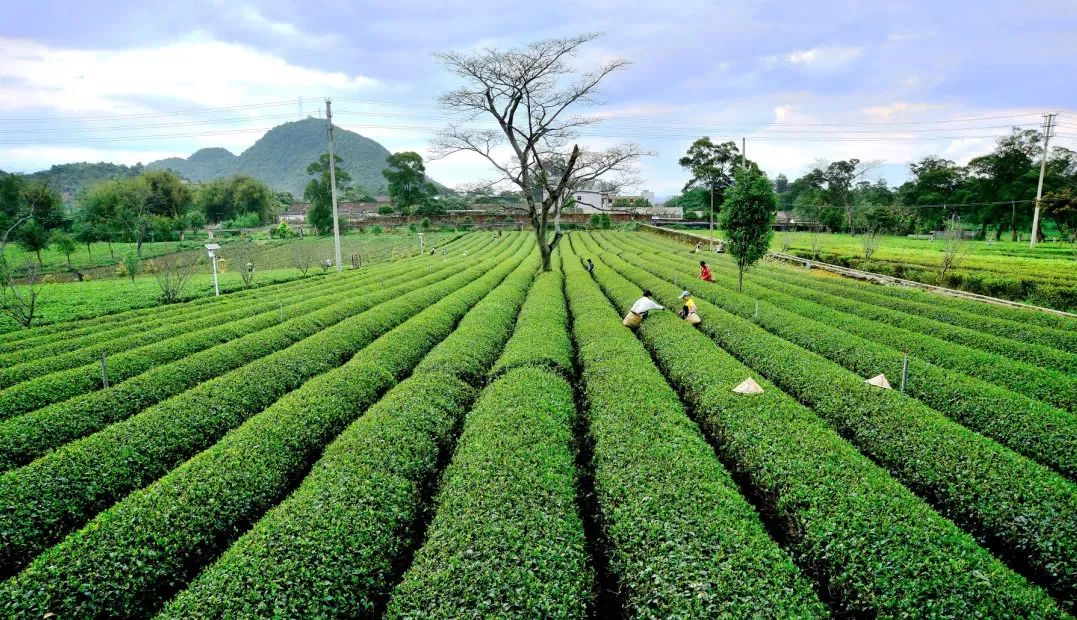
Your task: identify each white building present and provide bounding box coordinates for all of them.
[567,189,612,214]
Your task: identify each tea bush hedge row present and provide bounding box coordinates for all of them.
[562,241,826,618]
[578,239,1065,618]
[0,231,477,351]
[0,268,409,418]
[0,233,489,373]
[159,255,539,618]
[613,233,1076,412]
[388,266,591,618]
[0,240,530,618]
[587,240,1077,609]
[489,267,574,379]
[603,236,1077,477]
[0,236,522,578]
[0,254,480,470]
[385,367,591,619]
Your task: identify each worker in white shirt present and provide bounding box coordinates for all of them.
[623,290,664,328]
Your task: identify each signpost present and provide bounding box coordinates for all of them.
[205,243,221,296]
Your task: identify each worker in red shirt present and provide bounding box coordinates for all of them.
[699,260,713,282]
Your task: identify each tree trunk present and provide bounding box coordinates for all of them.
[136,236,144,257]
[538,241,552,271]
[108,239,115,260]
[738,265,744,293]
[85,243,93,260]
[978,219,987,240]
[35,250,43,269]
[1010,202,1017,241]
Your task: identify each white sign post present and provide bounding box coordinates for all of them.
[205,243,221,296]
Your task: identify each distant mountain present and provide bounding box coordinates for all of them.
[147,117,394,196]
[25,162,143,205]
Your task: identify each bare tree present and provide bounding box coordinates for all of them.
[0,261,46,328]
[939,217,967,279]
[154,254,196,303]
[433,34,647,270]
[230,243,258,287]
[290,244,316,276]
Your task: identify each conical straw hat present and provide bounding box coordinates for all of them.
[733,377,764,395]
[865,374,891,389]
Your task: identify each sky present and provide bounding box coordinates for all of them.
[1,0,1076,197]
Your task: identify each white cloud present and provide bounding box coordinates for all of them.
[861,101,939,121]
[0,146,185,172]
[0,35,377,115]
[233,5,337,49]
[785,45,862,69]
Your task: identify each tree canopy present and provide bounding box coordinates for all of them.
[382,152,435,214]
[720,167,778,292]
[303,154,351,235]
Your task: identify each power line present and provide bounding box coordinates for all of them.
[0,99,313,123]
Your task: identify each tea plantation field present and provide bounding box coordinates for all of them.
[0,230,1073,618]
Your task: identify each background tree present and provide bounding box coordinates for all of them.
[0,261,45,328]
[433,33,645,271]
[719,168,778,292]
[303,154,351,235]
[804,158,880,233]
[341,185,375,203]
[72,218,100,260]
[0,176,64,264]
[50,230,77,271]
[678,137,750,245]
[611,196,651,212]
[17,221,50,268]
[383,152,435,214]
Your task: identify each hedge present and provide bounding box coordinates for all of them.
[0,236,524,579]
[159,256,540,618]
[0,239,531,618]
[489,258,574,379]
[562,241,826,617]
[0,232,492,376]
[601,235,1077,477]
[0,266,417,418]
[0,254,482,470]
[0,230,482,351]
[386,366,591,619]
[612,232,1076,412]
[583,237,1077,610]
[577,238,1066,617]
[0,259,362,366]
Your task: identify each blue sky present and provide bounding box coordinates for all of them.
[2,0,1075,196]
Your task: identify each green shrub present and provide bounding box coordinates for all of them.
[490,267,572,378]
[0,258,470,470]
[160,255,539,618]
[372,225,383,235]
[386,367,591,618]
[584,238,1077,608]
[562,242,826,616]
[0,237,525,579]
[604,235,1077,469]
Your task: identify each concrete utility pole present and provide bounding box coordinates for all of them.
[741,137,746,169]
[1030,112,1057,248]
[326,98,343,272]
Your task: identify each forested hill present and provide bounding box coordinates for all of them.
[24,162,143,205]
[147,117,394,196]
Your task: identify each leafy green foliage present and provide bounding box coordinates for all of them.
[719,167,777,290]
[562,240,826,617]
[195,175,278,224]
[0,237,517,580]
[578,235,1065,617]
[589,238,1077,609]
[383,151,435,214]
[303,153,351,235]
[386,367,591,619]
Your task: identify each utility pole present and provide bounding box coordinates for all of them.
[326,98,343,272]
[709,186,714,251]
[1030,112,1057,247]
[741,137,746,169]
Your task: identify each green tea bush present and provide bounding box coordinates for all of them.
[161,255,538,618]
[0,237,524,578]
[586,240,1077,608]
[579,237,1067,617]
[562,242,826,617]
